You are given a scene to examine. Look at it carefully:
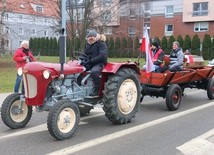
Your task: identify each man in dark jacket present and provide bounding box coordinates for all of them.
[169,41,184,72]
[81,29,108,97]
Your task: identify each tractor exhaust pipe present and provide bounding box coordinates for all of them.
[59,0,66,78]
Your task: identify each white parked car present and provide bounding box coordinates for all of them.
[208,59,214,66]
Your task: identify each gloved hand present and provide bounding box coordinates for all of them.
[80,59,92,71]
[82,66,86,72]
[78,59,82,65]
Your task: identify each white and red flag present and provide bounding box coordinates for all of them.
[141,26,155,76]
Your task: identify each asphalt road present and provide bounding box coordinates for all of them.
[0,89,214,155]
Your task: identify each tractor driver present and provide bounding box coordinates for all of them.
[80,29,108,97]
[168,41,184,72]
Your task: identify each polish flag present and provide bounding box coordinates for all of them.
[185,55,194,63]
[141,26,155,76]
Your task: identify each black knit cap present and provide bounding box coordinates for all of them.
[86,29,97,38]
[151,41,159,48]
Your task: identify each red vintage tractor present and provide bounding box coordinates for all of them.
[1,53,214,140]
[1,52,141,140]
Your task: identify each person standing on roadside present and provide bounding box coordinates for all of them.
[13,40,36,93]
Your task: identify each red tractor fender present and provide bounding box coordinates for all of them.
[99,62,140,95]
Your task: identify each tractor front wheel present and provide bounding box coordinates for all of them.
[1,93,32,129]
[47,100,80,140]
[166,84,182,111]
[103,68,141,124]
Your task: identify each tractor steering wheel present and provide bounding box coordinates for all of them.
[72,52,90,64]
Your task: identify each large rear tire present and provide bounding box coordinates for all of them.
[166,84,182,111]
[103,68,141,124]
[207,78,214,99]
[1,93,32,129]
[47,100,80,140]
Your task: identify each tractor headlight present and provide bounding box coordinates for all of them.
[43,70,51,79]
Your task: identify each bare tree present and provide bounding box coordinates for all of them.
[65,0,122,59]
[0,0,7,56]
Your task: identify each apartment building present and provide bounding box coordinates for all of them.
[0,0,59,53]
[67,0,148,39]
[150,0,214,40]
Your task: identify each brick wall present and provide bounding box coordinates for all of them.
[150,14,214,40]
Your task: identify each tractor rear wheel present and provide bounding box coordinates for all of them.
[47,100,80,140]
[1,93,32,129]
[103,68,141,124]
[207,78,214,99]
[166,84,182,111]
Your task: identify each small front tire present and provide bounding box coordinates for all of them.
[47,100,80,140]
[1,93,32,129]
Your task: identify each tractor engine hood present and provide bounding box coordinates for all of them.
[24,60,84,77]
[22,60,84,106]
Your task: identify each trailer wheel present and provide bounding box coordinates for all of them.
[207,78,214,99]
[103,68,141,124]
[1,93,32,129]
[166,84,182,111]
[47,100,80,140]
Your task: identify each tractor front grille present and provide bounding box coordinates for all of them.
[23,74,37,98]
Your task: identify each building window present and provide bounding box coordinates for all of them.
[4,13,9,20]
[165,24,173,36]
[165,5,174,18]
[129,8,136,19]
[102,11,111,22]
[19,41,23,47]
[194,22,208,32]
[31,29,36,36]
[36,5,43,13]
[5,39,10,48]
[5,27,10,34]
[128,26,136,36]
[102,0,111,6]
[32,17,36,24]
[19,15,23,20]
[77,12,82,21]
[193,2,208,16]
[19,28,23,35]
[44,30,48,37]
[104,27,112,35]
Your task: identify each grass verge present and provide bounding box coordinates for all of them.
[0,55,142,93]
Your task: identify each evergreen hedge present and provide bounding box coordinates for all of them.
[29,34,214,60]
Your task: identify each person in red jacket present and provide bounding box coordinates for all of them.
[13,40,36,93]
[143,41,165,72]
[151,41,165,72]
